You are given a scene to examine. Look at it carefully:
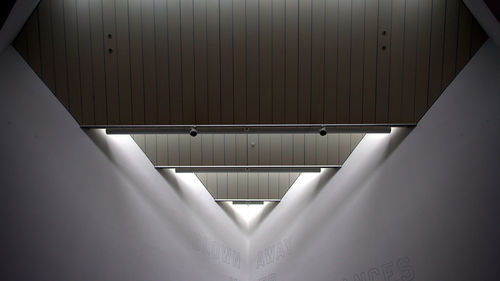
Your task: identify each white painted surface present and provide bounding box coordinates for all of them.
[249,40,500,281]
[1,36,499,281]
[0,46,247,281]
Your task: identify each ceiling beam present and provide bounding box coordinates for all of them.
[103,124,403,135]
[165,165,334,173]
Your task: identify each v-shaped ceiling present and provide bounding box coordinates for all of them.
[131,133,363,200]
[14,0,486,126]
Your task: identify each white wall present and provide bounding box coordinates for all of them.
[1,36,499,281]
[0,46,247,281]
[249,40,500,281]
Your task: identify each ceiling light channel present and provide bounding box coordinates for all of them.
[103,124,402,136]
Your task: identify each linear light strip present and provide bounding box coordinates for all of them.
[216,199,281,204]
[100,124,409,135]
[156,165,339,173]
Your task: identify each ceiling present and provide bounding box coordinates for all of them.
[131,133,363,166]
[132,132,363,200]
[195,172,301,200]
[13,0,487,126]
[10,0,489,201]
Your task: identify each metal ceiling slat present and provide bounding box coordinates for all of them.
[16,0,484,126]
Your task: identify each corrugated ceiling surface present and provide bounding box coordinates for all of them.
[132,133,362,199]
[131,133,364,166]
[14,0,487,126]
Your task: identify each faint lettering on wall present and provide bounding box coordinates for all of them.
[256,237,294,270]
[257,272,277,281]
[192,232,241,270]
[342,257,415,281]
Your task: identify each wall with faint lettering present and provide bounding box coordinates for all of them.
[0,45,247,281]
[1,34,500,281]
[248,40,500,281]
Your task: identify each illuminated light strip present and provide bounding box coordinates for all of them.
[216,199,281,205]
[99,124,408,135]
[157,165,338,173]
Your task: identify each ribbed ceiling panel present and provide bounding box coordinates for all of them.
[14,0,487,126]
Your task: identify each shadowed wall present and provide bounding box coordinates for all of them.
[0,46,247,281]
[249,40,500,281]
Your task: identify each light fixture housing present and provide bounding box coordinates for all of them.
[102,124,402,135]
[215,199,280,204]
[163,165,336,173]
[319,127,327,136]
[189,127,198,137]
